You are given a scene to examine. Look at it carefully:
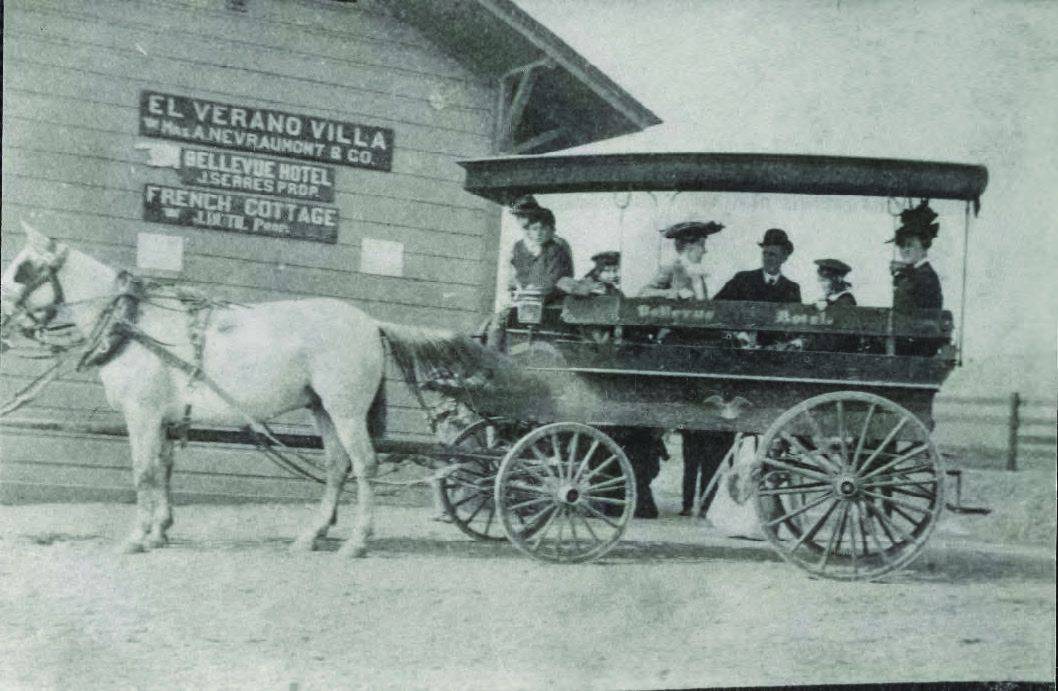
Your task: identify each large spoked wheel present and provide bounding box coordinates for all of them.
[439,420,509,541]
[495,423,637,563]
[752,391,944,581]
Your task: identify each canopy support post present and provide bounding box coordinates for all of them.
[957,200,972,367]
[495,57,555,153]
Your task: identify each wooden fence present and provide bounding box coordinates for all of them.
[934,392,1057,470]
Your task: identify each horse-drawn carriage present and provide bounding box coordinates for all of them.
[426,152,988,580]
[0,152,987,581]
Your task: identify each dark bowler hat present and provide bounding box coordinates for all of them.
[758,228,794,254]
[660,220,724,241]
[886,200,939,246]
[815,258,852,277]
[591,251,620,267]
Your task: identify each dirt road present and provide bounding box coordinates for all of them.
[1,502,1054,689]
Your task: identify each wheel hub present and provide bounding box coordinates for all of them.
[557,484,582,504]
[834,475,860,498]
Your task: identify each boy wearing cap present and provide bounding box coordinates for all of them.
[639,221,724,300]
[581,251,622,295]
[814,258,856,308]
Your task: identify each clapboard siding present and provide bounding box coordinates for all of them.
[1,0,505,502]
[6,5,493,113]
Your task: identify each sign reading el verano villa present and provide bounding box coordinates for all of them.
[140,91,394,171]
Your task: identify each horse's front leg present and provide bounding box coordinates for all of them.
[145,437,175,548]
[120,413,167,554]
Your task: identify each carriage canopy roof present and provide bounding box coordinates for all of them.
[458,152,989,208]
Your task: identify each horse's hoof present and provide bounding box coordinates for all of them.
[291,537,319,553]
[340,543,367,558]
[145,534,168,549]
[119,540,147,554]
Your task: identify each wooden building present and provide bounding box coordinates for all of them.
[0,0,659,502]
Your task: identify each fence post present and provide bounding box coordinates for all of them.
[1006,391,1020,471]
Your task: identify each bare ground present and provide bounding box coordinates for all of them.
[0,500,1054,690]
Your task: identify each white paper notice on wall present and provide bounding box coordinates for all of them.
[360,237,404,277]
[136,232,184,273]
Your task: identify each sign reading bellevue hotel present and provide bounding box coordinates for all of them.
[140,91,394,171]
[144,184,339,243]
[179,147,335,202]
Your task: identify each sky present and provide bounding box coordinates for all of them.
[501,0,1058,397]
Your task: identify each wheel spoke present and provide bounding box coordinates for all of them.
[506,481,551,496]
[581,455,619,483]
[462,495,489,524]
[852,403,876,470]
[572,439,601,483]
[864,478,938,490]
[858,415,910,475]
[573,508,601,545]
[765,492,834,527]
[759,457,831,483]
[862,491,930,515]
[835,400,847,450]
[856,504,871,557]
[757,482,831,496]
[452,492,484,510]
[848,503,859,576]
[789,498,840,553]
[780,433,840,473]
[482,504,496,536]
[588,496,628,507]
[819,503,850,572]
[508,495,553,512]
[565,431,580,481]
[861,506,896,566]
[526,506,560,548]
[586,475,629,493]
[869,463,935,479]
[887,485,937,501]
[865,501,913,545]
[530,443,561,480]
[862,443,931,480]
[580,502,621,529]
[800,409,826,445]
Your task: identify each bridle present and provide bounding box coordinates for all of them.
[0,245,71,342]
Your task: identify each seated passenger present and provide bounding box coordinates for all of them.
[506,195,578,301]
[638,221,724,300]
[888,201,943,311]
[887,200,944,356]
[812,258,859,353]
[483,196,579,350]
[814,258,856,308]
[570,250,623,297]
[713,228,802,304]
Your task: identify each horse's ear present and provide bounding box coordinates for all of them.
[21,221,56,253]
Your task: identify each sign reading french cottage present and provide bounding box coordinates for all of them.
[143,184,339,243]
[140,91,394,171]
[179,147,336,202]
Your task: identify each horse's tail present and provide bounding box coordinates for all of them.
[376,321,500,392]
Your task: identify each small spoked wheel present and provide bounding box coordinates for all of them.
[439,420,508,541]
[495,423,636,563]
[752,391,944,581]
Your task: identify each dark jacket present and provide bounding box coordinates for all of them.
[508,239,574,301]
[714,270,802,304]
[827,291,857,307]
[892,261,943,312]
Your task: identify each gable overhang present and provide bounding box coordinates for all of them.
[379,0,662,153]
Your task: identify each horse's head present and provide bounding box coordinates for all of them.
[0,223,73,347]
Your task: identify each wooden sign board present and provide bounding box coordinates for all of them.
[143,184,339,243]
[139,91,394,172]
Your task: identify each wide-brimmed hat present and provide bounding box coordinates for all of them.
[886,200,939,246]
[660,221,724,241]
[758,228,794,254]
[590,251,620,267]
[815,258,852,277]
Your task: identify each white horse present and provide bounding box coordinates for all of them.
[0,226,493,556]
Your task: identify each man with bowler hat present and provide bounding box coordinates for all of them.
[681,228,803,517]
